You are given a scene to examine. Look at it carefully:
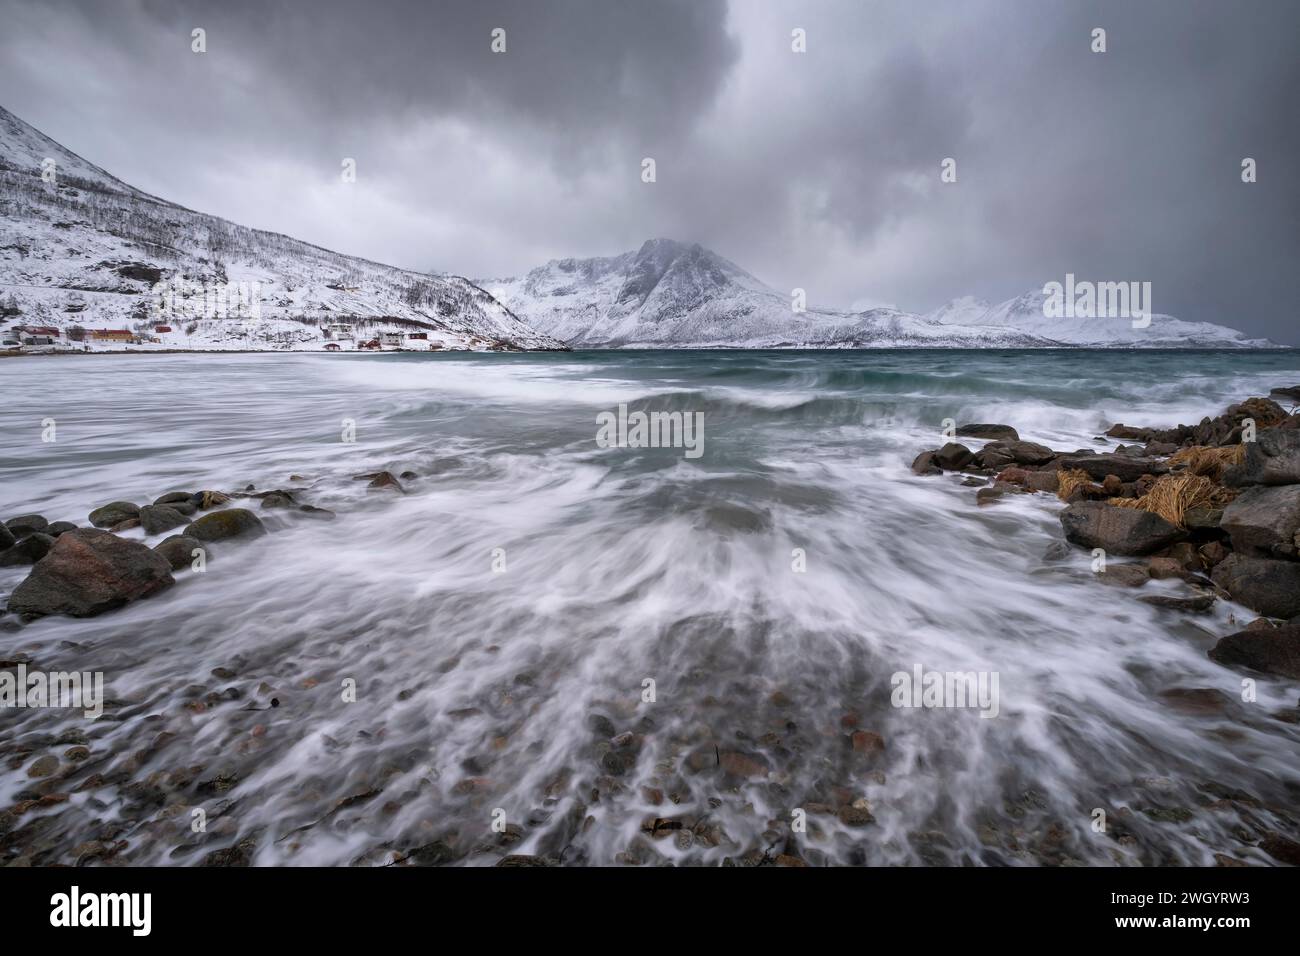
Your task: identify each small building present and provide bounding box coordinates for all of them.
[358,339,381,350]
[154,325,172,333]
[91,329,135,342]
[407,331,428,340]
[326,323,355,340]
[381,332,405,348]
[323,342,342,351]
[19,325,61,338]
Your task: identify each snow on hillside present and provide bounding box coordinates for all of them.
[926,288,1272,349]
[488,241,1275,350]
[482,240,1057,348]
[0,105,565,352]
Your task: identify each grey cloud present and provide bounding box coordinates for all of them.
[0,0,1296,342]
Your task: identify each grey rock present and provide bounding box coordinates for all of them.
[88,501,140,528]
[5,514,48,536]
[1220,485,1300,558]
[1225,428,1300,487]
[0,533,55,567]
[138,504,190,536]
[1211,554,1300,619]
[1208,623,1300,679]
[184,508,267,542]
[154,535,207,572]
[7,528,174,619]
[957,423,1019,441]
[1059,501,1185,556]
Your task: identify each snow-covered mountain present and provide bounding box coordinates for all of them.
[486,241,1274,349]
[480,240,1057,348]
[0,105,565,351]
[924,289,1270,348]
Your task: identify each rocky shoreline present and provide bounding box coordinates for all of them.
[911,386,1300,682]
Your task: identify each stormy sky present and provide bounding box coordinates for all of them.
[1,0,1296,341]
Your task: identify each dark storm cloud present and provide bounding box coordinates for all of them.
[0,0,1296,341]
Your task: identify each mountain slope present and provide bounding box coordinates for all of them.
[487,241,1273,349]
[925,290,1270,348]
[0,105,564,351]
[481,240,1057,348]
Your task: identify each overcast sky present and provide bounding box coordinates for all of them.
[2,0,1297,341]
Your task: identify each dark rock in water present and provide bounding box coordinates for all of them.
[358,471,405,493]
[0,533,55,567]
[185,509,267,542]
[960,476,988,487]
[167,501,197,516]
[110,518,141,532]
[496,854,555,867]
[154,491,192,506]
[190,490,232,511]
[5,514,48,536]
[1057,454,1168,483]
[910,450,941,476]
[1225,428,1300,487]
[297,505,336,520]
[976,481,1021,505]
[0,523,14,551]
[957,423,1019,441]
[138,504,190,536]
[1220,485,1300,559]
[1158,687,1232,714]
[976,440,1056,466]
[88,501,140,528]
[1271,385,1300,403]
[1106,424,1156,441]
[1259,832,1300,866]
[7,528,174,619]
[259,491,295,509]
[45,521,77,536]
[1096,563,1150,588]
[399,470,418,480]
[1059,501,1185,555]
[1042,541,1073,563]
[933,442,974,470]
[1208,623,1300,679]
[1139,592,1215,612]
[154,535,206,572]
[1210,554,1300,619]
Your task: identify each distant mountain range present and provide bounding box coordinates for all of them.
[0,105,564,351]
[480,239,1274,349]
[0,104,1275,352]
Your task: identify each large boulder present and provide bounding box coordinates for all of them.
[1058,501,1185,555]
[184,508,266,541]
[1219,485,1300,558]
[1208,624,1300,680]
[1056,453,1168,483]
[1224,428,1300,487]
[976,440,1056,467]
[7,528,174,619]
[88,501,140,528]
[0,522,14,551]
[138,504,191,536]
[1210,554,1300,619]
[0,533,55,567]
[957,423,1019,441]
